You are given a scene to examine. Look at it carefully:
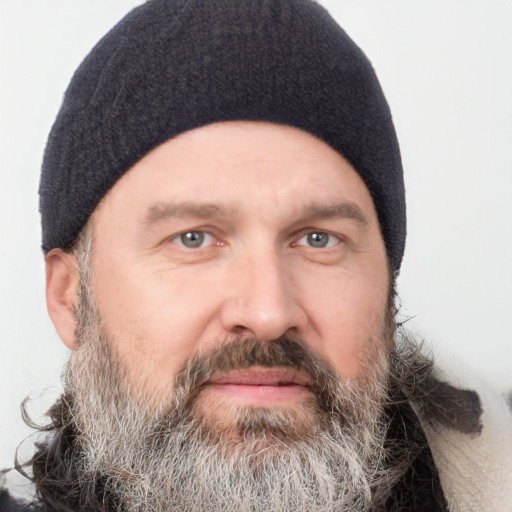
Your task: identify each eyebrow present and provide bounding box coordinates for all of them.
[143,200,368,226]
[300,202,369,226]
[144,202,237,224]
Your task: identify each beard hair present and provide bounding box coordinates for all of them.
[62,239,398,512]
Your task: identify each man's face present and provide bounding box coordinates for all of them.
[49,121,397,510]
[87,121,390,413]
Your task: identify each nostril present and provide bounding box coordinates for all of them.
[233,325,251,335]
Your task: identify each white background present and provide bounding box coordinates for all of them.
[1,0,511,487]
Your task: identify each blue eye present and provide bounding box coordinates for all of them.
[174,231,215,248]
[297,232,339,248]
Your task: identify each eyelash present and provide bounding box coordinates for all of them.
[170,230,341,250]
[171,231,218,249]
[293,231,341,249]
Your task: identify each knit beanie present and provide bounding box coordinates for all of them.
[39,0,406,272]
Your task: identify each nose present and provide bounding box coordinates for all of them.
[220,249,307,341]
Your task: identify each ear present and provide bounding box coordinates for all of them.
[45,248,79,349]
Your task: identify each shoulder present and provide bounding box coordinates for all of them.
[415,357,512,512]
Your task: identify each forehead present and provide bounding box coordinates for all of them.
[94,121,378,226]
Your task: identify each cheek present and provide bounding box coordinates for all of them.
[305,270,389,380]
[90,259,221,394]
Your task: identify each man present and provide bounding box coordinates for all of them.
[1,0,511,510]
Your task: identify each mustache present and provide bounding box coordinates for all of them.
[167,336,344,417]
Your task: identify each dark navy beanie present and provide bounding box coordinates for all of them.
[39,0,406,272]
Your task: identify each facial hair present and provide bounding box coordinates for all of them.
[63,262,396,512]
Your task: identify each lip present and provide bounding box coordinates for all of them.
[206,368,312,404]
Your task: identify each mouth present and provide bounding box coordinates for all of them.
[205,367,312,405]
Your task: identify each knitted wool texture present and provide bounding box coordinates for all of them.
[39,0,406,271]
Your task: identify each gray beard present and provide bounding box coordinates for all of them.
[65,268,397,512]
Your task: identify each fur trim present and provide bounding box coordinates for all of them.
[416,358,512,512]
